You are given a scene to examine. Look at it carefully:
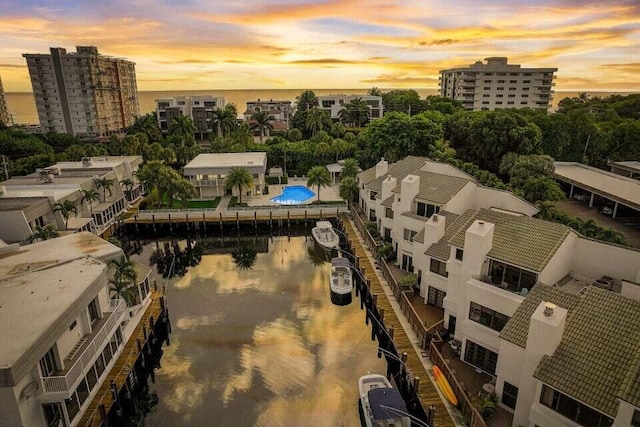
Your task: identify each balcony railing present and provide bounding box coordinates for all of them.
[41,299,126,394]
[195,178,225,187]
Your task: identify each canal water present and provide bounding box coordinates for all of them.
[133,234,387,427]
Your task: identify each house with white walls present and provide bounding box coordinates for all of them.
[0,232,153,427]
[358,156,640,427]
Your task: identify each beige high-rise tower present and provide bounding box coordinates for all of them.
[23,46,139,136]
[0,75,9,126]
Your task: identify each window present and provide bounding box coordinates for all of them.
[483,94,490,97]
[508,94,515,98]
[510,80,517,83]
[464,340,498,374]
[429,258,448,277]
[416,202,440,218]
[65,393,80,423]
[496,94,503,98]
[497,87,504,90]
[94,353,106,377]
[385,207,394,219]
[88,298,99,323]
[484,80,491,83]
[632,410,640,427]
[482,101,490,105]
[483,86,491,90]
[523,80,531,83]
[86,366,98,391]
[488,259,537,294]
[469,302,510,332]
[39,347,58,377]
[540,385,613,427]
[401,254,414,272]
[69,320,77,330]
[509,87,516,91]
[369,191,378,201]
[42,403,64,427]
[502,382,518,409]
[455,248,464,261]
[403,228,417,241]
[497,80,505,83]
[496,102,503,105]
[383,228,391,242]
[427,286,446,308]
[76,377,90,406]
[369,209,376,221]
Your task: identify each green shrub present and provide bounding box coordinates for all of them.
[265,176,288,185]
[398,273,417,290]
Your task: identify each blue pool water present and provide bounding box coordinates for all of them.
[271,185,316,205]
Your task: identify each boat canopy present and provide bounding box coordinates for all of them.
[368,388,408,421]
[331,257,351,267]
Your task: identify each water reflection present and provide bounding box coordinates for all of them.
[231,244,258,271]
[137,235,386,427]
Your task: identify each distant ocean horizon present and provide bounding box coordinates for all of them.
[4,89,638,125]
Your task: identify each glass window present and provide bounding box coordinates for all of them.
[94,353,106,377]
[403,228,417,241]
[502,382,518,409]
[464,340,498,374]
[42,403,65,427]
[385,207,393,219]
[427,286,446,307]
[102,344,113,366]
[455,248,464,260]
[429,258,448,277]
[416,202,440,218]
[468,302,510,332]
[65,393,80,422]
[540,385,614,427]
[40,347,58,377]
[88,298,99,323]
[86,366,98,391]
[632,410,640,427]
[76,378,90,406]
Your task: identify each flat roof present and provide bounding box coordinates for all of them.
[611,161,640,174]
[0,188,77,201]
[49,156,141,170]
[0,257,106,370]
[184,153,267,170]
[0,197,49,212]
[1,175,94,186]
[554,162,640,210]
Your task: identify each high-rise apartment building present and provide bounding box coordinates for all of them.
[23,46,139,137]
[439,57,557,111]
[0,75,10,126]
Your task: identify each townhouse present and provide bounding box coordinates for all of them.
[0,232,153,427]
[155,95,225,139]
[317,94,384,121]
[358,156,640,427]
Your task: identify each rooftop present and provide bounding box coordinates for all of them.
[48,155,142,170]
[533,287,640,416]
[184,152,268,170]
[554,162,640,210]
[365,156,430,193]
[610,160,640,174]
[446,208,571,271]
[0,197,50,212]
[393,170,472,205]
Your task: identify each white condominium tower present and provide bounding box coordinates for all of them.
[23,46,139,137]
[0,75,9,126]
[439,57,557,111]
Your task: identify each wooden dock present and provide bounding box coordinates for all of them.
[341,218,457,427]
[79,292,164,427]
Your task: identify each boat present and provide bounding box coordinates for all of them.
[432,365,458,405]
[312,221,340,250]
[358,374,411,427]
[330,257,353,305]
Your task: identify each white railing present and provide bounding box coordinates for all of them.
[41,299,125,394]
[196,179,225,187]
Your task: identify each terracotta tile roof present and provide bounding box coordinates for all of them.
[533,287,640,416]
[447,208,570,272]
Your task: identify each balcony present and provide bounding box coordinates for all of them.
[195,178,225,187]
[41,299,125,395]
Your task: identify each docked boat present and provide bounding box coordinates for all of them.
[330,257,353,305]
[312,221,340,250]
[358,374,411,427]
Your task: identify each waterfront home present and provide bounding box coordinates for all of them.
[317,94,383,120]
[358,156,640,426]
[155,95,225,139]
[0,232,153,427]
[183,152,268,199]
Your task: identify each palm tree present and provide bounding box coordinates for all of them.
[53,200,77,228]
[339,98,370,128]
[340,158,359,179]
[339,176,359,203]
[249,110,274,144]
[306,165,331,203]
[367,87,383,97]
[120,178,135,201]
[211,105,238,138]
[128,113,161,141]
[296,90,318,111]
[231,244,258,271]
[108,255,138,307]
[93,177,114,203]
[28,224,59,243]
[305,107,326,136]
[332,138,350,162]
[428,139,457,162]
[81,189,100,217]
[169,115,196,145]
[225,167,254,204]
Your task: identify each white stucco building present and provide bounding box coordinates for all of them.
[439,57,557,111]
[155,95,225,139]
[358,156,640,427]
[0,233,153,427]
[317,94,383,120]
[183,152,268,199]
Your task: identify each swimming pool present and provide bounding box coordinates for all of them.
[271,185,316,205]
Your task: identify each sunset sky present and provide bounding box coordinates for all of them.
[0,0,638,92]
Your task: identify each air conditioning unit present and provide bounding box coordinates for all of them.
[81,157,93,167]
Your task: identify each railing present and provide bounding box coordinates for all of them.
[137,206,348,219]
[379,259,402,298]
[399,292,445,351]
[41,299,126,394]
[195,178,225,186]
[352,206,381,251]
[429,341,488,427]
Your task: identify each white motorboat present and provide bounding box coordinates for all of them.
[330,257,353,305]
[358,374,411,427]
[312,221,340,250]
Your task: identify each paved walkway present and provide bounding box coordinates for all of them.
[215,195,231,213]
[342,216,465,427]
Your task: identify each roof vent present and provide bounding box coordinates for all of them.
[478,221,484,227]
[432,215,438,222]
[543,302,556,317]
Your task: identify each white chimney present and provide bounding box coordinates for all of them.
[399,174,420,214]
[423,214,446,248]
[462,219,494,277]
[375,157,389,178]
[381,176,397,201]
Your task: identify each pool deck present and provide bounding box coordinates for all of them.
[246,178,342,207]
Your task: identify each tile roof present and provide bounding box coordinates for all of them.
[499,285,581,348]
[425,210,472,261]
[533,287,640,416]
[413,229,425,243]
[357,166,377,185]
[366,156,429,192]
[447,208,570,272]
[392,170,472,205]
[381,195,394,207]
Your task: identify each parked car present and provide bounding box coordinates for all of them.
[602,206,614,216]
[574,193,588,202]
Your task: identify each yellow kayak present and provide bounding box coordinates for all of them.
[433,365,458,406]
